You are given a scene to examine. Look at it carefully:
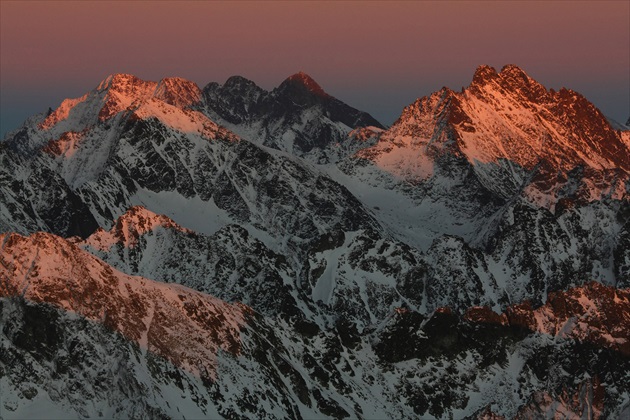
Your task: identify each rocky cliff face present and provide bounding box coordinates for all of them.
[2,233,629,419]
[203,71,384,163]
[1,66,629,418]
[376,65,629,205]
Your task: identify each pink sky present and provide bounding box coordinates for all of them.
[1,1,628,134]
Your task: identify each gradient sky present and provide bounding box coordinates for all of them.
[1,1,629,136]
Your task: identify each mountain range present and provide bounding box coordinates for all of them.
[1,65,629,419]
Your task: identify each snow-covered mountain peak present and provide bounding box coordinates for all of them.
[96,73,153,93]
[38,73,158,132]
[41,74,205,134]
[98,74,203,108]
[470,64,499,86]
[201,76,266,125]
[387,64,630,170]
[469,64,545,97]
[96,75,158,122]
[278,71,329,98]
[221,75,262,91]
[36,72,234,146]
[468,64,549,105]
[82,206,192,251]
[355,64,630,208]
[154,77,202,108]
[0,231,249,381]
[498,63,532,81]
[200,71,383,161]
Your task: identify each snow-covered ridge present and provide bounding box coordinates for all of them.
[22,70,384,169]
[388,64,629,171]
[280,71,330,97]
[23,73,239,189]
[202,71,384,163]
[39,94,91,131]
[38,73,207,137]
[80,205,192,251]
[153,76,202,108]
[355,64,630,207]
[465,282,630,355]
[130,97,232,140]
[0,231,249,380]
[41,129,87,158]
[3,66,630,419]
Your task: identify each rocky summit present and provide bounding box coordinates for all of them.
[1,66,629,419]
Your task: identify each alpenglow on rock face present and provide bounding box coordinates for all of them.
[353,64,629,207]
[1,65,629,418]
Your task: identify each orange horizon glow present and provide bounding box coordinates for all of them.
[1,1,629,134]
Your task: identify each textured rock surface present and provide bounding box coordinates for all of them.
[1,67,629,418]
[203,72,384,163]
